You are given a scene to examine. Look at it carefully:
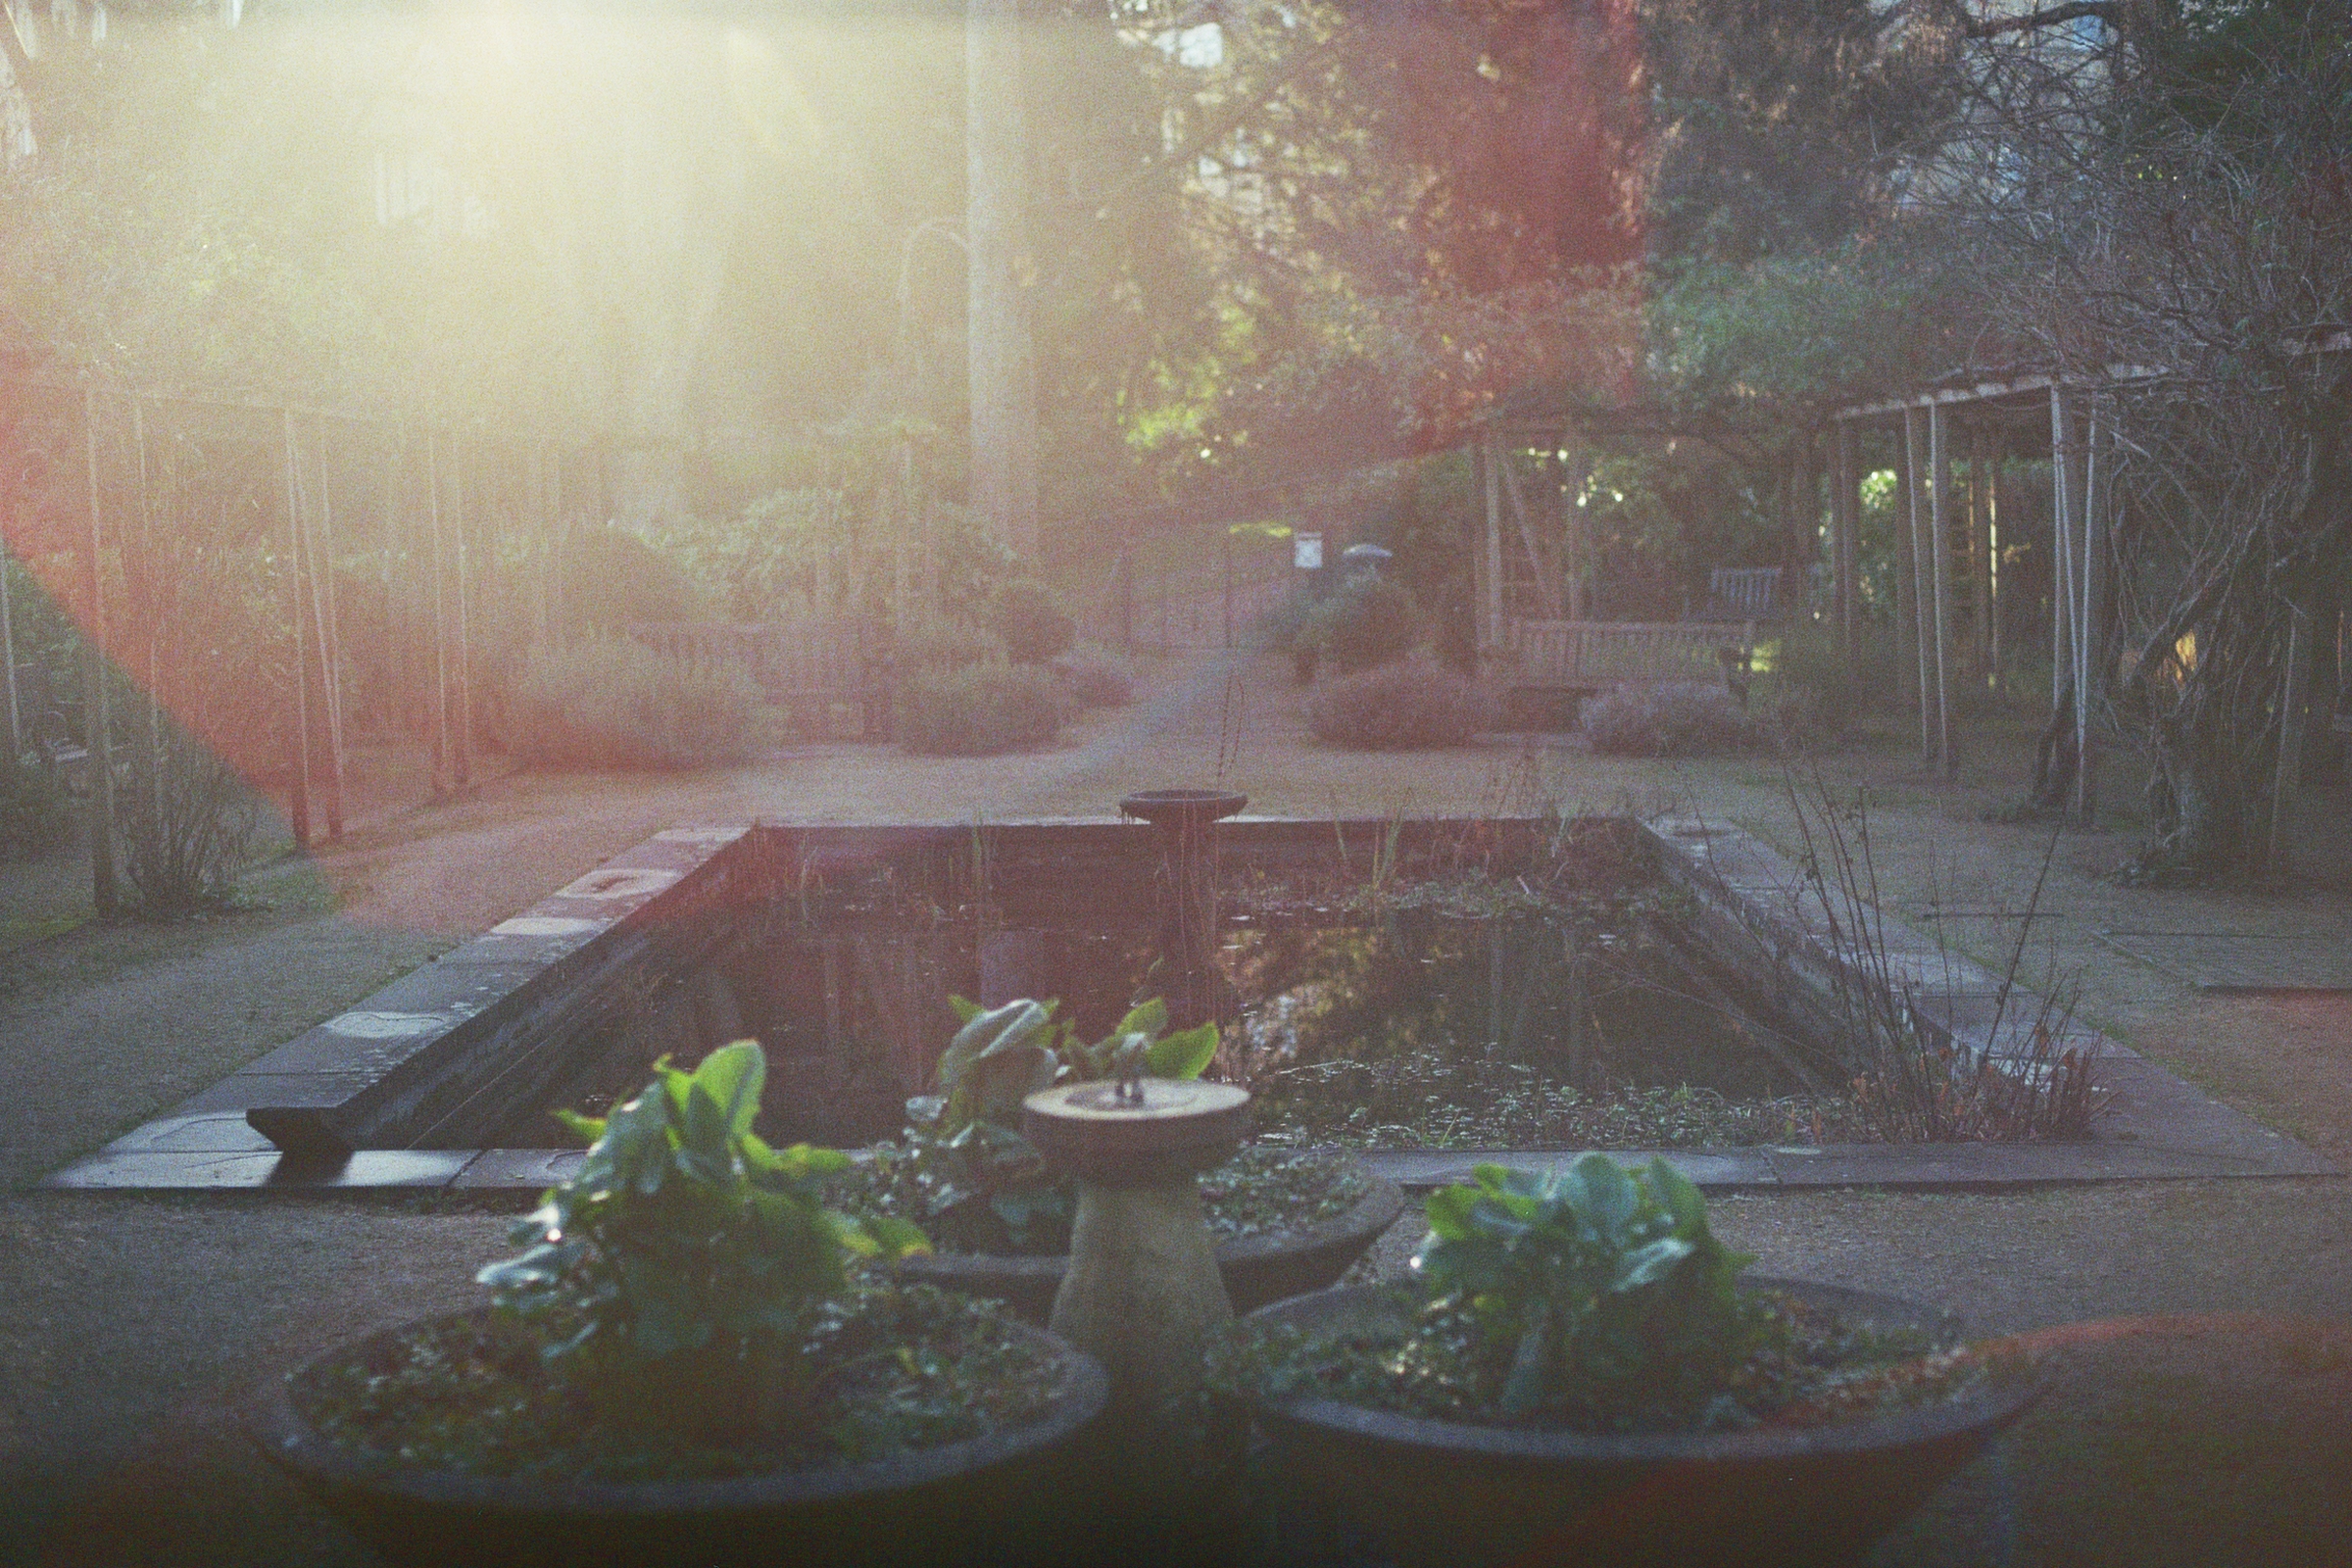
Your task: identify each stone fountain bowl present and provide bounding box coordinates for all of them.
[1118,789,1249,829]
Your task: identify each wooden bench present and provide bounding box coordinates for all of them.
[1496,618,1758,729]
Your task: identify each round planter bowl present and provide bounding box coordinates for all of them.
[1230,1278,2043,1568]
[248,1312,1107,1568]
[895,1168,1406,1324]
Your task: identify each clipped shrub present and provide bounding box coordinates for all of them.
[0,753,77,861]
[556,526,712,634]
[509,637,757,769]
[1583,680,1757,757]
[895,614,1008,675]
[987,578,1076,664]
[1308,659,1494,750]
[1306,575,1419,674]
[899,663,1068,756]
[1050,641,1136,708]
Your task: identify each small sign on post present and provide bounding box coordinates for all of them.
[1293,531,1323,570]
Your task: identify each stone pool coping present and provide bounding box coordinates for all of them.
[40,815,2335,1195]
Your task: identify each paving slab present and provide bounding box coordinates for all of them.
[1361,1148,1779,1190]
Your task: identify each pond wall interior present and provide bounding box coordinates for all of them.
[46,817,2333,1194]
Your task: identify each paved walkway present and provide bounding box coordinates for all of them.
[3,652,2350,1565]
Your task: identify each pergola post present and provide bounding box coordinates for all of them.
[2270,604,2316,873]
[1928,401,1956,777]
[426,429,452,799]
[1903,407,1935,761]
[304,416,347,842]
[1966,421,1992,685]
[280,409,313,850]
[81,388,119,914]
[1985,439,2005,687]
[1,534,22,757]
[2074,396,2109,824]
[1833,420,1859,669]
[452,435,474,791]
[1481,435,1504,653]
[2048,386,2080,726]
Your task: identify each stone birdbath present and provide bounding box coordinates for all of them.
[1021,1071,1250,1427]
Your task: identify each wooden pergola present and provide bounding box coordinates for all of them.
[2,379,605,913]
[1829,366,2161,814]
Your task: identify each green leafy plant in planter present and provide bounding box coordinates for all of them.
[253,1042,1112,1564]
[1208,1155,2039,1566]
[889,996,1218,1253]
[478,1041,934,1443]
[1412,1156,1761,1425]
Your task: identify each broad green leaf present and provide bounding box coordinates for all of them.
[691,1040,766,1139]
[1423,1183,1479,1241]
[1499,1307,1553,1416]
[1112,998,1169,1041]
[1146,1023,1219,1080]
[552,1108,606,1146]
[865,1214,932,1258]
[682,1083,733,1164]
[1650,1157,1708,1239]
[1612,1236,1694,1292]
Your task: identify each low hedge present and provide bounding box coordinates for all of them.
[899,663,1069,756]
[1308,661,1493,750]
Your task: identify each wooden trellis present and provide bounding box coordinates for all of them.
[0,378,606,911]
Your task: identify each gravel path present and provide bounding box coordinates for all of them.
[4,652,2349,1566]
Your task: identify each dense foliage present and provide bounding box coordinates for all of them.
[864,995,1218,1254]
[1211,1156,1983,1436]
[1306,660,1491,750]
[507,638,757,770]
[896,663,1067,757]
[478,1043,929,1443]
[1582,680,1757,757]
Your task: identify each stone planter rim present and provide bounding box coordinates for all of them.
[1232,1276,2044,1465]
[247,1308,1107,1515]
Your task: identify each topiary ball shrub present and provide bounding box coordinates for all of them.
[1306,576,1420,674]
[1049,642,1136,709]
[1583,681,1757,757]
[987,579,1076,665]
[510,637,758,769]
[1308,660,1494,750]
[900,664,1070,756]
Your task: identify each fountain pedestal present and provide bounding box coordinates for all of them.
[1022,1076,1250,1420]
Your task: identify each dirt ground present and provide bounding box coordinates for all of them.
[3,650,2351,1567]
